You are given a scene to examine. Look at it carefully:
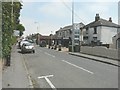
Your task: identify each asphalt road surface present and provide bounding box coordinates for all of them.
[22,45,118,88]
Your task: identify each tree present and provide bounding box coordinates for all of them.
[2,1,24,60]
[16,24,25,36]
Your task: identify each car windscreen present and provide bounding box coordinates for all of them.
[25,43,32,46]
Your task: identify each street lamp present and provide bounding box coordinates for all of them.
[80,27,83,51]
[11,0,14,39]
[34,22,40,45]
[51,31,53,46]
[71,0,74,52]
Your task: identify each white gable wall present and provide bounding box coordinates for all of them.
[87,26,101,44]
[86,26,117,45]
[101,26,117,44]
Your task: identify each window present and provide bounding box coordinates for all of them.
[75,31,79,34]
[74,40,79,43]
[118,38,120,48]
[94,27,97,34]
[74,35,79,38]
[93,37,97,41]
[83,36,88,40]
[86,27,88,34]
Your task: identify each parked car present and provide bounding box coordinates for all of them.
[21,42,35,53]
[27,39,34,43]
[19,40,29,49]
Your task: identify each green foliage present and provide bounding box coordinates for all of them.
[2,1,24,58]
[16,24,25,36]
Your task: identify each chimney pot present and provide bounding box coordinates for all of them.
[109,17,112,22]
[95,14,100,21]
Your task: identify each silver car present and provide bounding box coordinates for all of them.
[21,43,35,53]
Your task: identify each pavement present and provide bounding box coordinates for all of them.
[2,45,32,88]
[46,46,119,67]
[0,59,2,90]
[69,52,120,67]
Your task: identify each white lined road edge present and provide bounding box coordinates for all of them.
[62,60,94,74]
[22,56,34,88]
[44,52,55,58]
[38,75,56,90]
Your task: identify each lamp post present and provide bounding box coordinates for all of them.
[11,0,14,38]
[71,0,74,52]
[51,31,53,46]
[80,27,83,51]
[34,22,40,45]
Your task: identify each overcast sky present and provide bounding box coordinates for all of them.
[19,0,119,37]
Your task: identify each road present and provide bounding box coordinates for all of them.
[22,45,118,88]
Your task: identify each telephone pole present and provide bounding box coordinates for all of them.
[72,0,74,52]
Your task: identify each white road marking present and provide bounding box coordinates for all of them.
[38,75,56,90]
[62,60,94,74]
[22,56,34,88]
[45,77,56,89]
[38,75,54,79]
[44,52,55,58]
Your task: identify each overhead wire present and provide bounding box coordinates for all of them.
[61,0,86,24]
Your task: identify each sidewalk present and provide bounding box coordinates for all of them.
[0,60,2,90]
[2,45,32,88]
[60,47,68,52]
[69,52,119,67]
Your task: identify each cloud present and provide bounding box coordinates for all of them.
[38,2,71,18]
[74,2,118,24]
[22,0,72,2]
[74,0,119,2]
[20,16,61,36]
[20,1,118,37]
[22,0,119,2]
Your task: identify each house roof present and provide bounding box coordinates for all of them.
[84,18,120,28]
[57,22,84,32]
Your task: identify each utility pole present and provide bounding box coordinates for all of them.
[51,31,53,46]
[72,0,74,52]
[34,22,40,45]
[11,0,13,38]
[80,27,83,51]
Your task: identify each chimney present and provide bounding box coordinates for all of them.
[109,17,112,22]
[95,14,100,21]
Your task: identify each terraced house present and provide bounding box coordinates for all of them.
[55,23,84,47]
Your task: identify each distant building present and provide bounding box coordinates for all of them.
[55,23,84,47]
[118,1,120,25]
[38,34,58,46]
[112,32,120,49]
[83,14,120,48]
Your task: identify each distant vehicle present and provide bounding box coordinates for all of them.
[21,42,35,53]
[39,40,46,47]
[19,40,29,49]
